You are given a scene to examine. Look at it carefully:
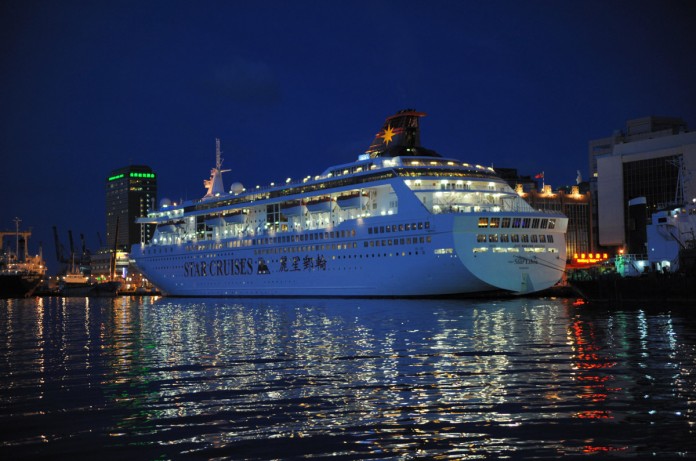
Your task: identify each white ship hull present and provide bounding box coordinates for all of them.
[132,213,566,297]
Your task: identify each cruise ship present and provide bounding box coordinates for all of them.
[132,110,567,297]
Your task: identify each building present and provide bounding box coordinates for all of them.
[589,117,696,253]
[105,165,157,251]
[516,184,592,260]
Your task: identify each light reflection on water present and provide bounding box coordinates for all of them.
[1,296,695,460]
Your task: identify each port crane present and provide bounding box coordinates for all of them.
[52,226,91,273]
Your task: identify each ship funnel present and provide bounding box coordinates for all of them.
[365,109,441,158]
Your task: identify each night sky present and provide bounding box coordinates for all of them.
[2,0,695,274]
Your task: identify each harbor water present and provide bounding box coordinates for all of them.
[1,296,695,460]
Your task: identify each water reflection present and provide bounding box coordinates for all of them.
[1,297,695,459]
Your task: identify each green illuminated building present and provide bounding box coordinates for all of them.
[106,165,157,250]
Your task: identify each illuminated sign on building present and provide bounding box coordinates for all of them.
[573,253,609,264]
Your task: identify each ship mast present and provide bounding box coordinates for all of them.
[203,138,231,200]
[14,217,22,260]
[215,138,222,172]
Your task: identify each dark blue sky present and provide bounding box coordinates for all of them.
[2,0,695,273]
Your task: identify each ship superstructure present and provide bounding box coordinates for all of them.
[132,110,568,296]
[647,203,696,273]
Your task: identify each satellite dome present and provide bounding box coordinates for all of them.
[230,182,245,194]
[159,198,172,208]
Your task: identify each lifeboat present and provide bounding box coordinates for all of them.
[306,197,333,213]
[336,192,368,209]
[204,217,226,227]
[281,201,306,216]
[223,210,247,224]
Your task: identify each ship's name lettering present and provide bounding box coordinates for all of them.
[184,258,254,277]
[279,254,327,272]
[512,256,538,265]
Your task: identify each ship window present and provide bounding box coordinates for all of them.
[478,218,489,228]
[406,237,411,244]
[522,235,529,242]
[511,234,520,242]
[379,226,385,233]
[522,218,531,228]
[548,219,556,229]
[419,237,425,243]
[368,228,373,234]
[392,225,397,232]
[531,235,538,243]
[418,223,424,230]
[488,234,498,242]
[490,217,500,228]
[388,239,393,245]
[400,238,405,244]
[500,234,509,242]
[539,235,546,243]
[477,234,486,242]
[399,224,404,231]
[531,218,540,228]
[501,217,511,228]
[425,222,430,229]
[547,235,554,243]
[386,226,391,233]
[540,219,548,229]
[405,224,411,231]
[512,218,521,228]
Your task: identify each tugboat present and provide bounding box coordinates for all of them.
[0,218,47,298]
[58,276,121,297]
[58,264,121,297]
[59,231,122,297]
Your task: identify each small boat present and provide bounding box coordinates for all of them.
[59,268,121,297]
[59,253,121,297]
